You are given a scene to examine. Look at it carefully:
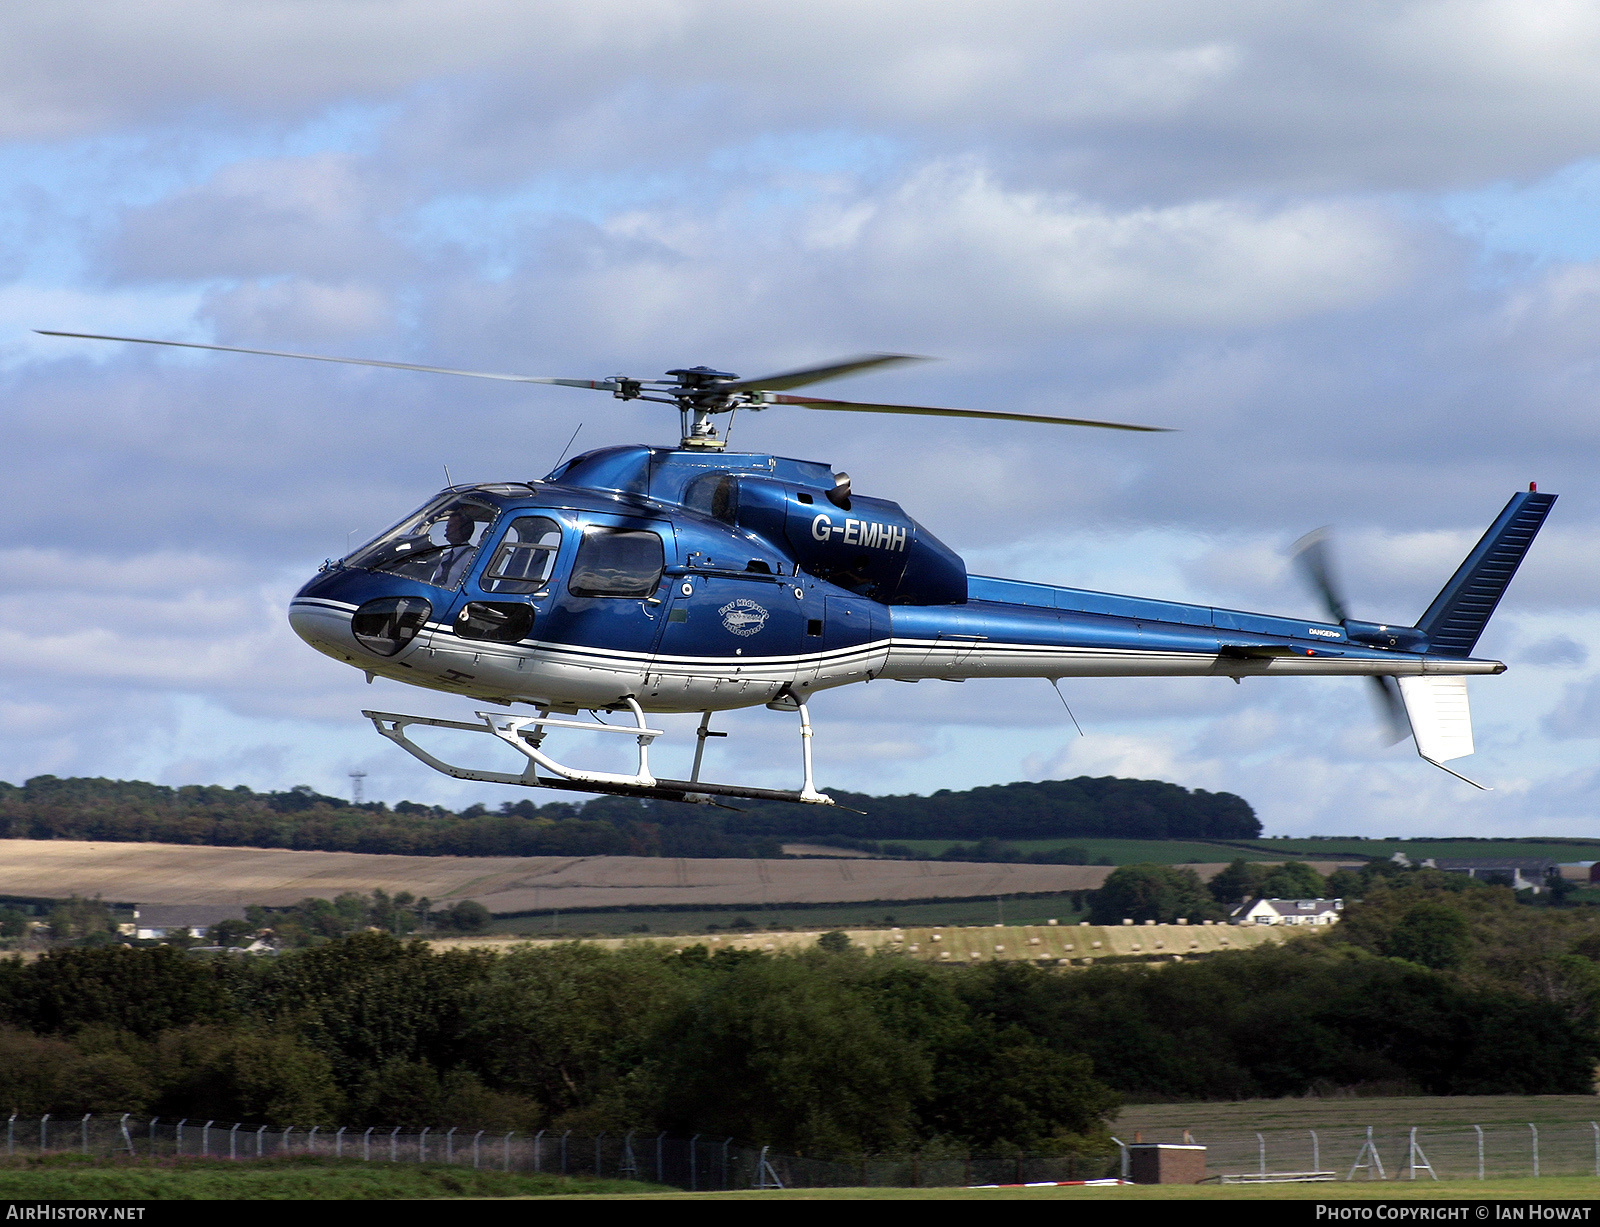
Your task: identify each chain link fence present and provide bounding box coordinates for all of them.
[6,1113,1595,1188]
[1163,1122,1600,1183]
[0,1114,1116,1189]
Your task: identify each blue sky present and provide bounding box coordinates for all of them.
[7,1,1600,836]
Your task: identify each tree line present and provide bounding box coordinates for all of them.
[0,773,1259,859]
[0,864,1596,1151]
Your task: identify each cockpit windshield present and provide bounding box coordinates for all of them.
[346,493,499,589]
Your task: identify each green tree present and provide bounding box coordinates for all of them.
[816,931,852,953]
[208,918,255,946]
[1259,861,1327,899]
[433,901,492,933]
[1208,859,1266,904]
[653,955,932,1153]
[1388,903,1473,970]
[466,943,687,1125]
[1089,864,1221,924]
[151,1025,344,1126]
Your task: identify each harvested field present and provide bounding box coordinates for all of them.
[0,839,1354,913]
[428,921,1295,963]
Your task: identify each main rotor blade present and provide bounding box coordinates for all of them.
[719,353,929,394]
[766,393,1172,432]
[34,331,623,391]
[1289,527,1350,624]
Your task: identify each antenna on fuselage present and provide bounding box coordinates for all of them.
[553,422,583,468]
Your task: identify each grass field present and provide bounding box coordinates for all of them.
[883,839,1286,863]
[0,1155,670,1199]
[544,1175,1600,1199]
[1231,838,1600,862]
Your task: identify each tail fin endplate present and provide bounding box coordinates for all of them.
[1416,490,1557,657]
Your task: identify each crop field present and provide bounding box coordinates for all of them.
[0,839,1118,912]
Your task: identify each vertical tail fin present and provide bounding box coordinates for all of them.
[1416,490,1557,657]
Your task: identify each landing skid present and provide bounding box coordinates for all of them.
[361,697,838,807]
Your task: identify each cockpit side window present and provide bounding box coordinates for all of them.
[481,516,562,594]
[347,495,499,590]
[568,528,665,597]
[683,472,739,524]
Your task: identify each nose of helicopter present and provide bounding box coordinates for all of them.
[289,568,439,669]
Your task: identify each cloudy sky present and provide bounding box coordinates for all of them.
[6,0,1600,836]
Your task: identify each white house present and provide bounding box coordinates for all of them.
[1230,898,1343,926]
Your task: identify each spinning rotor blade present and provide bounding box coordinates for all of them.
[765,394,1172,432]
[1290,527,1350,624]
[34,331,626,391]
[719,353,930,393]
[1370,674,1411,746]
[1290,527,1408,745]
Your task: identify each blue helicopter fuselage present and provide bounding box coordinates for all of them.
[288,444,1505,715]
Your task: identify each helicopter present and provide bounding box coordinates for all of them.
[40,331,1557,802]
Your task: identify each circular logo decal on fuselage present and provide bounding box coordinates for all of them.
[719,598,770,637]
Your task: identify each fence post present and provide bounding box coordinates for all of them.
[283,1126,293,1156]
[8,1113,14,1157]
[81,1114,91,1155]
[419,1126,429,1163]
[149,1118,158,1154]
[474,1130,485,1170]
[1592,1122,1598,1178]
[1110,1137,1128,1182]
[1256,1132,1266,1176]
[532,1129,543,1173]
[446,1127,456,1163]
[561,1130,571,1175]
[723,1138,731,1190]
[336,1126,346,1159]
[1310,1130,1319,1173]
[689,1134,699,1192]
[503,1132,514,1172]
[308,1126,320,1156]
[389,1126,399,1162]
[1474,1125,1483,1180]
[363,1127,373,1162]
[41,1113,50,1153]
[255,1125,266,1159]
[229,1122,240,1161]
[595,1130,605,1177]
[202,1120,213,1157]
[120,1115,134,1158]
[1530,1124,1539,1178]
[656,1132,665,1184]
[174,1118,183,1157]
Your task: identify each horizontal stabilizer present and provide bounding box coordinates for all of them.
[1397,675,1488,789]
[1417,490,1557,657]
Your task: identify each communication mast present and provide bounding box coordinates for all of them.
[349,770,367,806]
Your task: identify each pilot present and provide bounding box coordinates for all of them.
[433,508,481,588]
